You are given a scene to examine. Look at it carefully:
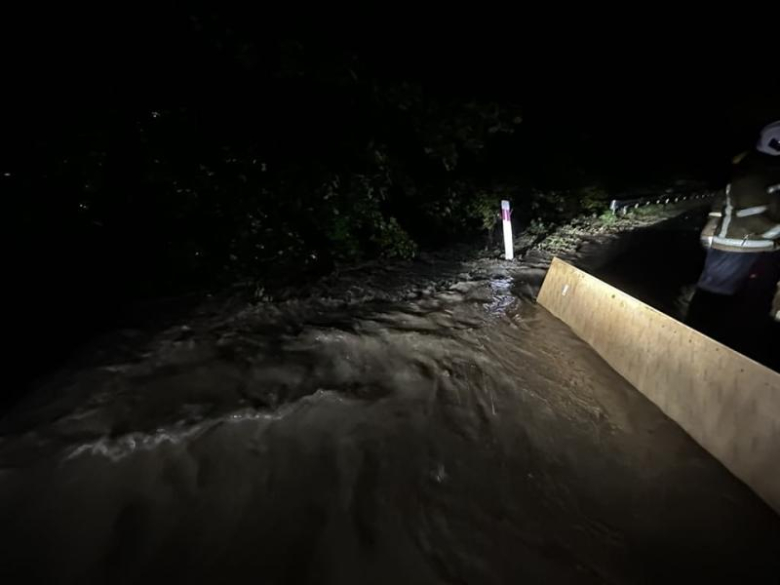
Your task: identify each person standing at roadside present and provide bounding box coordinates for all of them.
[689,120,780,370]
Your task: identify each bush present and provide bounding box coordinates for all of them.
[578,185,611,214]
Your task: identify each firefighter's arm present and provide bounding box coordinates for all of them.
[700,192,725,248]
[763,167,780,239]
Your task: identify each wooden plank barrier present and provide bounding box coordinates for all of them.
[537,257,780,514]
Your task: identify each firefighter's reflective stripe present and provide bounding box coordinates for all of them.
[711,236,776,249]
[768,184,780,194]
[718,187,733,238]
[762,224,780,239]
[736,205,769,217]
[700,214,721,249]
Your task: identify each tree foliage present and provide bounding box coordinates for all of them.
[17,32,525,298]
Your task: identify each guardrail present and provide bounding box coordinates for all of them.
[609,192,715,215]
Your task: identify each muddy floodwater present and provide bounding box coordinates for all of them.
[1,223,779,584]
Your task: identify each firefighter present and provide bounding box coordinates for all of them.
[689,120,780,369]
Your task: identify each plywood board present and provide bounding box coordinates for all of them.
[538,257,780,514]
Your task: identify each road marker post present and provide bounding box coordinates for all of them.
[501,200,513,260]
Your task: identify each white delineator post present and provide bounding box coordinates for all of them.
[501,200,513,260]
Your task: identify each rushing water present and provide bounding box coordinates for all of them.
[1,234,778,584]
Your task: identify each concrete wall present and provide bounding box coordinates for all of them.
[538,257,780,514]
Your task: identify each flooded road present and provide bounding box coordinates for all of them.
[1,231,779,584]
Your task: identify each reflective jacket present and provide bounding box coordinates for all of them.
[701,152,780,253]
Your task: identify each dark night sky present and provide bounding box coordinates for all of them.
[5,9,778,174]
[7,10,778,145]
